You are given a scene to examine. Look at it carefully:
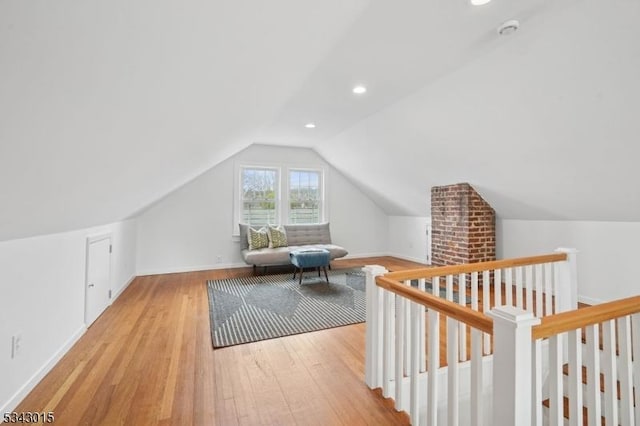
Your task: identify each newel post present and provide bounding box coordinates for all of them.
[488,306,541,426]
[554,247,578,312]
[363,265,388,389]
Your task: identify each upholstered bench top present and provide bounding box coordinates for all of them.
[289,249,331,269]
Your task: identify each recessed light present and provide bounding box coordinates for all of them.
[497,20,519,35]
[304,123,316,129]
[470,0,491,5]
[352,85,367,95]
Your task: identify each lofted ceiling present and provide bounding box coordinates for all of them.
[1,0,639,242]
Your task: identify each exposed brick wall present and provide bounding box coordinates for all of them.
[431,183,495,271]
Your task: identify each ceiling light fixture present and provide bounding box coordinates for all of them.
[470,0,491,5]
[304,123,316,129]
[352,85,367,95]
[497,19,520,35]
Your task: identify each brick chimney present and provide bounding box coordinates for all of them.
[431,183,495,270]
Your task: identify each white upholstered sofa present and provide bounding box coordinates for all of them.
[239,223,348,273]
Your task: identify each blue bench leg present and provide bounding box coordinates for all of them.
[323,266,329,282]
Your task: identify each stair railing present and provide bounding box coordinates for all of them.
[364,248,578,425]
[526,295,640,426]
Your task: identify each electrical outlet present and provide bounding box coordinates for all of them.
[216,255,222,263]
[11,333,22,359]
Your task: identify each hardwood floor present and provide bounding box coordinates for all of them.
[16,257,425,425]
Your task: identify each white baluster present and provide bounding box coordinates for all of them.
[383,289,395,398]
[543,263,552,315]
[549,334,564,426]
[505,267,513,307]
[525,265,533,313]
[363,265,388,388]
[531,340,543,426]
[427,277,440,426]
[446,274,454,301]
[515,267,523,309]
[404,281,411,377]
[470,328,483,426]
[567,329,583,426]
[632,313,640,425]
[459,272,467,362]
[447,315,459,426]
[410,299,421,424]
[585,325,601,426]
[395,287,406,411]
[482,270,491,355]
[471,272,479,310]
[617,316,635,426]
[602,319,618,425]
[471,272,480,311]
[534,264,543,318]
[419,278,426,372]
[488,306,540,426]
[494,268,502,308]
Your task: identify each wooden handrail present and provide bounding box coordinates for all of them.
[376,276,494,334]
[532,295,640,340]
[384,252,568,282]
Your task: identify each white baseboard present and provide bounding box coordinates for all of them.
[0,325,86,416]
[578,295,604,306]
[386,252,430,265]
[343,252,388,259]
[111,274,136,301]
[136,262,248,277]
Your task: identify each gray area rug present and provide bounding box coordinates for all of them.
[207,269,366,348]
[206,269,461,348]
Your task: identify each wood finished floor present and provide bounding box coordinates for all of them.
[16,257,424,426]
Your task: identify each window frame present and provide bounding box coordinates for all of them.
[233,162,327,236]
[286,167,325,225]
[235,165,282,229]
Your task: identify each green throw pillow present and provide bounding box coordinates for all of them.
[267,225,288,248]
[248,227,269,250]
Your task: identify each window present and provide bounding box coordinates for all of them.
[234,164,325,233]
[239,167,279,227]
[289,169,322,224]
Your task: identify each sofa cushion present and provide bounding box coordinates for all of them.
[284,223,332,245]
[238,223,250,250]
[242,247,291,266]
[247,227,269,250]
[267,225,288,248]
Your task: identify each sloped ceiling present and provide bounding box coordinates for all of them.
[313,0,640,220]
[0,0,368,241]
[1,0,639,242]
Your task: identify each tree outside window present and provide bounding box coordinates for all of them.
[240,167,278,226]
[289,170,321,224]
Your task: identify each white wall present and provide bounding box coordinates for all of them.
[0,219,137,414]
[135,145,389,275]
[388,216,430,264]
[498,219,640,304]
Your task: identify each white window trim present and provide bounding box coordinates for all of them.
[232,162,327,236]
[233,164,281,235]
[285,167,326,225]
